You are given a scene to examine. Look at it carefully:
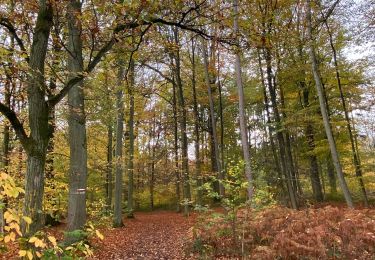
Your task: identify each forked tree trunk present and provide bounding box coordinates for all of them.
[66,0,87,236]
[306,0,353,208]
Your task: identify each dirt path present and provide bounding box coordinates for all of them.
[91,211,196,260]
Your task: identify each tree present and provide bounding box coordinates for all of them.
[306,0,354,208]
[113,58,125,227]
[233,0,253,201]
[66,0,88,238]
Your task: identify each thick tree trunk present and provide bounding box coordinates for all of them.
[66,0,87,236]
[113,61,125,227]
[127,59,135,217]
[233,0,253,201]
[306,0,353,208]
[202,39,224,197]
[21,0,53,234]
[325,22,368,206]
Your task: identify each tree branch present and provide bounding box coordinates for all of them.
[141,62,174,84]
[0,102,29,148]
[315,0,341,27]
[0,17,29,62]
[48,2,221,107]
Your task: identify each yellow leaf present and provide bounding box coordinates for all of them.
[19,250,27,257]
[48,236,57,246]
[10,231,16,241]
[28,236,38,243]
[36,251,42,258]
[27,251,33,260]
[95,230,104,240]
[23,216,32,225]
[4,235,10,243]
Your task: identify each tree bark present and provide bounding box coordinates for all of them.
[172,80,181,212]
[306,0,353,208]
[21,0,53,234]
[202,39,224,197]
[190,38,203,206]
[233,0,253,201]
[106,123,113,213]
[173,28,191,215]
[127,59,135,217]
[113,60,125,227]
[66,0,87,236]
[325,21,369,206]
[263,47,297,209]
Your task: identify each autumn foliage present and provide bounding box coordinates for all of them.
[188,206,375,259]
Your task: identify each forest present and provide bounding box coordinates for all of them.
[0,0,374,259]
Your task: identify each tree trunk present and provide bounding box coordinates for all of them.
[263,47,297,209]
[202,39,224,197]
[301,80,324,202]
[127,59,135,217]
[66,0,87,236]
[113,60,125,227]
[172,80,181,212]
[306,0,353,208]
[325,21,368,206]
[21,0,53,234]
[190,38,203,206]
[106,123,113,213]
[257,51,283,190]
[173,28,190,215]
[233,0,253,201]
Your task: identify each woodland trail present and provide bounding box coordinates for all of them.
[91,211,197,260]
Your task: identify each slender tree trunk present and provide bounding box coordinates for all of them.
[202,39,224,197]
[0,61,11,234]
[127,59,135,217]
[106,123,113,213]
[172,81,181,212]
[300,81,324,201]
[113,60,125,227]
[325,22,368,206]
[306,0,353,208]
[66,0,87,236]
[217,51,225,175]
[233,0,253,201]
[257,51,283,190]
[173,28,190,215]
[190,39,203,206]
[263,47,297,209]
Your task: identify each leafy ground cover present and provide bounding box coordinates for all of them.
[188,205,375,259]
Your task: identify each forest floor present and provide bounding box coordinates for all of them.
[90,211,197,260]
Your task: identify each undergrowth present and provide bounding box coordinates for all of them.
[187,205,375,259]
